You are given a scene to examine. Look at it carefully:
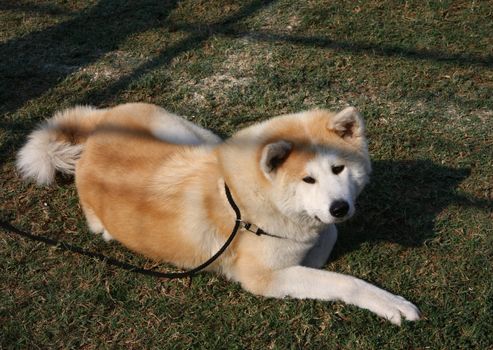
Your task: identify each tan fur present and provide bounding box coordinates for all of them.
[23,103,368,278]
[73,105,347,274]
[78,134,224,268]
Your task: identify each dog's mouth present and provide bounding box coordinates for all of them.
[313,213,352,225]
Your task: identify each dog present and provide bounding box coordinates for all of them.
[17,103,420,325]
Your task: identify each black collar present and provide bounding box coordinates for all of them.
[224,183,287,240]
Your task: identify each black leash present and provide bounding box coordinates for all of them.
[0,219,189,279]
[0,184,242,279]
[0,183,282,279]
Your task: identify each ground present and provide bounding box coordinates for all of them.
[1,0,492,348]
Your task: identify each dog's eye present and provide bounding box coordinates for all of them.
[332,165,345,175]
[302,176,316,184]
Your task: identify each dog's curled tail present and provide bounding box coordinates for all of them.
[16,106,105,185]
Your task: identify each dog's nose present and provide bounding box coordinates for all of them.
[330,200,349,218]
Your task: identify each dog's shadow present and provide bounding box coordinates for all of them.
[331,159,481,258]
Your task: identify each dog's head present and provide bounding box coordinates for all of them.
[221,107,371,226]
[260,107,370,225]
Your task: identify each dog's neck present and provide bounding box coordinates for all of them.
[221,179,324,243]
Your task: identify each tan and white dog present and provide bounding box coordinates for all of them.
[17,103,420,325]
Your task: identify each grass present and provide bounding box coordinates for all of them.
[1,0,492,348]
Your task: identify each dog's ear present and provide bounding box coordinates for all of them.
[327,107,366,146]
[260,140,292,178]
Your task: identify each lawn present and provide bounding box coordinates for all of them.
[1,0,492,348]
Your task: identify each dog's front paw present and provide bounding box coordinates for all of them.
[355,284,421,325]
[379,294,420,325]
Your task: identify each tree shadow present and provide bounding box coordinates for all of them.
[246,31,493,68]
[73,0,278,108]
[0,0,180,116]
[165,23,493,68]
[331,159,489,259]
[0,0,280,117]
[3,0,489,122]
[0,2,71,15]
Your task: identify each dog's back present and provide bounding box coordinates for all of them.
[16,103,221,185]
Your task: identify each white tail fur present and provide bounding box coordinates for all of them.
[16,106,98,185]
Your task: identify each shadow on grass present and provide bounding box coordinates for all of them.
[0,0,278,117]
[2,0,490,120]
[74,0,278,107]
[249,32,493,68]
[0,2,71,15]
[332,159,488,259]
[166,23,493,68]
[0,0,180,116]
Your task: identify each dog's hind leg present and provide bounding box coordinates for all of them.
[102,229,114,242]
[81,203,104,234]
[82,205,114,242]
[301,225,338,268]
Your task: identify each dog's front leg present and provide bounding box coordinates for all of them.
[263,266,420,325]
[301,225,338,268]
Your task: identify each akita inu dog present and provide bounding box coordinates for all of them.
[17,103,420,325]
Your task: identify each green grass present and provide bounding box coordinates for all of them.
[1,0,492,348]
